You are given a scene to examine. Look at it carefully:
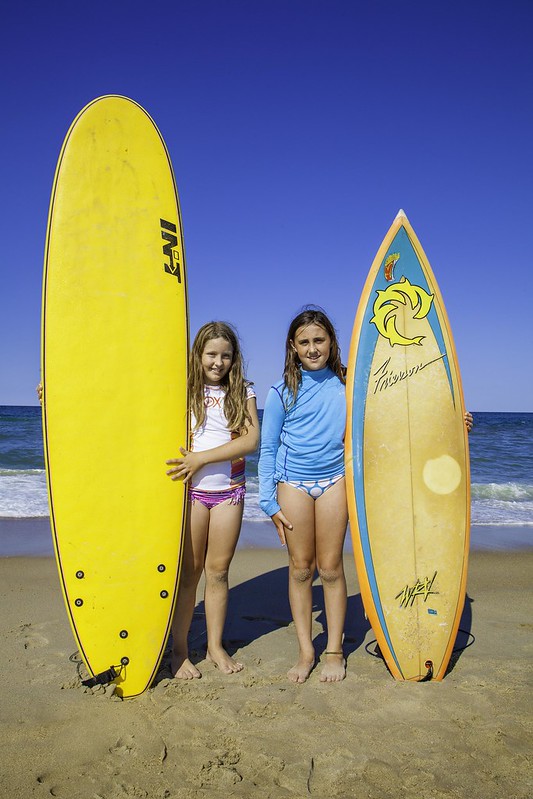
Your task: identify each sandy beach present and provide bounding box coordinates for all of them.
[0,524,531,798]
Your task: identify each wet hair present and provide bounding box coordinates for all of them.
[189,321,252,433]
[283,306,345,406]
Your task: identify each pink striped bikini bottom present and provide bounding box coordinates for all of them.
[188,485,246,510]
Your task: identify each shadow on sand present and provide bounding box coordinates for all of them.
[159,566,371,674]
[158,570,473,682]
[446,592,475,675]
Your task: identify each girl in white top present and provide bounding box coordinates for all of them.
[166,322,259,678]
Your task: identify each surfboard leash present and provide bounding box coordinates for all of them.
[69,651,125,688]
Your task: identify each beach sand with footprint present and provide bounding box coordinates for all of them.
[0,548,531,799]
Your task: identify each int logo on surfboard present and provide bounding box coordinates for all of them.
[160,219,182,282]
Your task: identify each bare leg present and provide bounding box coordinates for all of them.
[315,478,348,682]
[204,499,244,673]
[171,502,209,679]
[278,483,317,683]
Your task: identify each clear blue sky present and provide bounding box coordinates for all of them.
[1,0,532,411]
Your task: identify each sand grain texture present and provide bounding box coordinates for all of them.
[0,548,531,798]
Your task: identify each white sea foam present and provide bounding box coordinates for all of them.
[243,476,264,521]
[0,469,49,517]
[470,482,533,526]
[2,469,532,529]
[471,482,533,501]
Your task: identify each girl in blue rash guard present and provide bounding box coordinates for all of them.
[258,308,348,684]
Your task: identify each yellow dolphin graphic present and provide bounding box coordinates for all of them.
[370,277,434,346]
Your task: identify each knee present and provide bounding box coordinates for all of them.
[318,566,342,584]
[205,568,229,587]
[290,565,314,584]
[180,563,203,589]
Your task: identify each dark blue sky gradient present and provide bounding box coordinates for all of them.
[1,0,532,409]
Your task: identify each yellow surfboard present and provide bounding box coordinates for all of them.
[345,210,470,681]
[41,96,188,697]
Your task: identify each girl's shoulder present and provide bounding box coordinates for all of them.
[265,379,287,401]
[269,378,285,393]
[245,380,256,399]
[266,379,292,410]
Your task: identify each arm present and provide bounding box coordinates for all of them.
[258,388,284,516]
[166,396,260,483]
[257,388,293,544]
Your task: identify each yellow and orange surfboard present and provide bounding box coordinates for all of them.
[345,210,470,681]
[41,96,189,697]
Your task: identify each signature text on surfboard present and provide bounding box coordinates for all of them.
[160,219,182,282]
[373,354,445,394]
[396,571,438,608]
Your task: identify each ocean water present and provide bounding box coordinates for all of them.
[1,407,532,551]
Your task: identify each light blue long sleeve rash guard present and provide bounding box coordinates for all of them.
[258,366,346,517]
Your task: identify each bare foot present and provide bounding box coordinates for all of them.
[206,646,243,674]
[319,652,346,682]
[171,652,201,679]
[287,655,315,684]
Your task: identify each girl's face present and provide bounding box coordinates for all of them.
[201,337,234,385]
[291,323,331,371]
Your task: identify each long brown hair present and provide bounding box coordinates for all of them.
[189,321,252,432]
[283,307,345,406]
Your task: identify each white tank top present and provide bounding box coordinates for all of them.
[190,382,255,491]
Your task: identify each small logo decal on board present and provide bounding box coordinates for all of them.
[384,252,400,281]
[160,219,181,282]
